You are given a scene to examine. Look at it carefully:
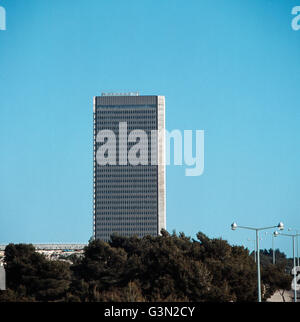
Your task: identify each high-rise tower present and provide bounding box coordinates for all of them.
[93,93,166,241]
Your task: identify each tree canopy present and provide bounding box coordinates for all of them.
[0,231,293,302]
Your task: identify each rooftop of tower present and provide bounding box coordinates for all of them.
[101,92,139,97]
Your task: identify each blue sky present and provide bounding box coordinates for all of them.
[1,0,300,256]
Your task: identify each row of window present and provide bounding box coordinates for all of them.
[96,216,157,220]
[95,185,157,189]
[95,126,157,130]
[95,185,156,188]
[96,200,157,205]
[95,190,157,194]
[95,168,157,172]
[95,195,157,199]
[95,122,157,126]
[96,114,156,118]
[95,145,152,148]
[95,127,157,131]
[97,222,157,227]
[95,205,157,210]
[95,106,156,112]
[96,116,156,120]
[96,231,157,241]
[95,211,156,215]
[96,165,157,169]
[95,178,157,182]
[94,171,157,174]
[96,227,157,232]
[94,178,157,181]
[95,175,157,179]
[95,173,156,176]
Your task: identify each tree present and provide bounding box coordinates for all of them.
[194,232,257,301]
[1,233,293,302]
[3,243,71,301]
[261,263,292,301]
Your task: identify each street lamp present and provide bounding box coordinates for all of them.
[274,231,300,303]
[272,232,276,265]
[247,238,256,263]
[288,228,299,267]
[265,231,277,265]
[231,222,284,302]
[247,237,263,263]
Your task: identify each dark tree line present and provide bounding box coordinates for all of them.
[0,230,292,302]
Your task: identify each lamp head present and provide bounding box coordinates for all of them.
[277,222,284,230]
[231,222,237,231]
[273,231,279,237]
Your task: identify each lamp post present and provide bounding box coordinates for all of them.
[247,237,263,263]
[265,231,276,265]
[288,228,299,267]
[231,222,284,302]
[247,238,256,263]
[272,233,276,265]
[274,231,300,303]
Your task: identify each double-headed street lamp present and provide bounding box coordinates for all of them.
[274,231,300,303]
[231,222,284,302]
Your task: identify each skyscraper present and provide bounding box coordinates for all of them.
[93,93,166,241]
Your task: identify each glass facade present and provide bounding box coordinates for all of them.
[93,95,166,241]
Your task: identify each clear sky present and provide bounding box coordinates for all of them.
[1,0,300,257]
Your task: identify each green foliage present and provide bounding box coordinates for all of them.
[0,233,293,302]
[256,249,288,268]
[1,243,71,302]
[195,233,257,301]
[261,263,292,300]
